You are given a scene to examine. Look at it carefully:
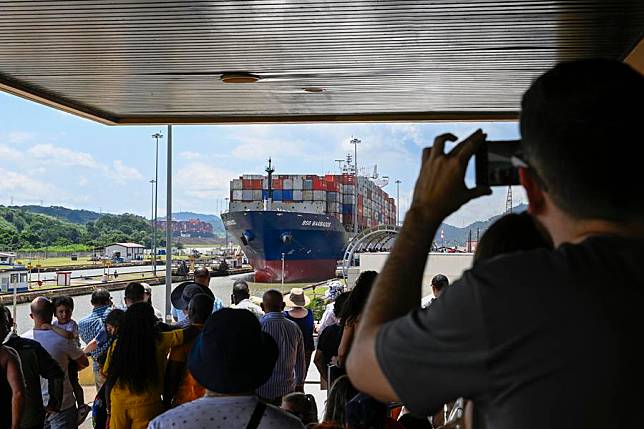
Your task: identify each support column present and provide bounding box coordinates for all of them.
[165,125,173,317]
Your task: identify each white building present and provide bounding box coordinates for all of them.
[0,266,28,293]
[104,242,145,262]
[0,252,16,265]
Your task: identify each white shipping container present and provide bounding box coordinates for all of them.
[313,190,326,201]
[293,177,303,189]
[232,190,243,201]
[303,191,313,201]
[283,179,293,189]
[262,179,268,189]
[231,179,243,190]
[292,190,303,201]
[242,190,254,201]
[252,190,262,200]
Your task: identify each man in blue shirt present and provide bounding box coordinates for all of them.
[77,288,112,389]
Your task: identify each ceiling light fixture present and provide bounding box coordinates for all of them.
[220,72,261,83]
[303,87,324,93]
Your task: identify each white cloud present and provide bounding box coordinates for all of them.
[0,144,23,161]
[6,131,36,144]
[0,167,59,202]
[179,151,202,160]
[78,177,89,186]
[175,163,237,210]
[105,160,144,184]
[27,143,97,167]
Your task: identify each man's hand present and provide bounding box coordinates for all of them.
[411,129,492,220]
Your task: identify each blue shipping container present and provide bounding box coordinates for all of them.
[282,190,293,200]
[273,190,283,201]
[342,204,353,215]
[262,190,269,200]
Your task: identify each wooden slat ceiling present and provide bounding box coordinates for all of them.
[0,1,642,125]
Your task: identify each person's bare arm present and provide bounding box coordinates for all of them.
[2,348,25,429]
[313,350,327,387]
[336,323,354,367]
[42,323,76,340]
[346,130,490,401]
[73,353,90,370]
[83,338,98,354]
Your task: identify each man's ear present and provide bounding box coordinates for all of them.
[280,302,286,311]
[520,167,545,216]
[260,303,265,312]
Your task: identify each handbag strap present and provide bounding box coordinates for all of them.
[246,400,267,429]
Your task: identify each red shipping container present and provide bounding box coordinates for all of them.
[312,178,327,191]
[271,179,283,190]
[341,174,355,185]
[358,195,363,207]
[324,174,335,183]
[250,179,263,190]
[242,179,253,188]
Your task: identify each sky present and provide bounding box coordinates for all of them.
[0,91,526,227]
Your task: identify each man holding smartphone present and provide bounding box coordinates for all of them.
[346,59,644,429]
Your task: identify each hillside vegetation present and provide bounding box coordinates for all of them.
[0,206,153,251]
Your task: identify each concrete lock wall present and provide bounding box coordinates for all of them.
[358,252,474,298]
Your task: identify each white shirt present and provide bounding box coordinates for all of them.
[318,303,337,333]
[232,299,265,319]
[148,395,304,429]
[23,328,85,411]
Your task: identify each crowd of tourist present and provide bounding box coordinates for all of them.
[1,59,642,429]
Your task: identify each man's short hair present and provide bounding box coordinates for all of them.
[30,297,54,323]
[124,282,145,303]
[431,274,449,291]
[188,293,215,324]
[262,289,284,312]
[194,267,210,279]
[232,280,250,301]
[520,59,644,222]
[91,288,111,306]
[52,295,74,310]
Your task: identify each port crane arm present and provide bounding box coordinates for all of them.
[347,131,490,403]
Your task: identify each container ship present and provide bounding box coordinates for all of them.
[221,159,396,283]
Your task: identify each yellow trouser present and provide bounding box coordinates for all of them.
[109,400,163,429]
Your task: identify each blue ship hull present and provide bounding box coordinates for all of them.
[221,211,348,283]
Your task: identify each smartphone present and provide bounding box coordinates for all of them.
[475,139,521,187]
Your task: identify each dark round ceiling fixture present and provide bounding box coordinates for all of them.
[220,72,261,83]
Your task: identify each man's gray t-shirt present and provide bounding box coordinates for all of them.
[376,235,644,429]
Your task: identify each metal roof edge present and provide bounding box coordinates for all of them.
[0,74,119,125]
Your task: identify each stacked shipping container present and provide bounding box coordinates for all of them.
[229,173,396,231]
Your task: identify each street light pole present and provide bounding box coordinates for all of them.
[150,179,155,270]
[395,180,401,226]
[350,138,361,234]
[152,132,163,276]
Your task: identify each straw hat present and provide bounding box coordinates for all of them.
[284,288,310,308]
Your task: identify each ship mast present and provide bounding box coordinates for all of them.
[265,157,275,211]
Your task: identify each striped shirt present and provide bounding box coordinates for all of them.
[256,312,305,400]
[78,305,111,372]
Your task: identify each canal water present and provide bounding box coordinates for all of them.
[12,272,314,336]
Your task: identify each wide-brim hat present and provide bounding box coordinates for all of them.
[284,288,310,308]
[171,281,214,310]
[189,308,278,393]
